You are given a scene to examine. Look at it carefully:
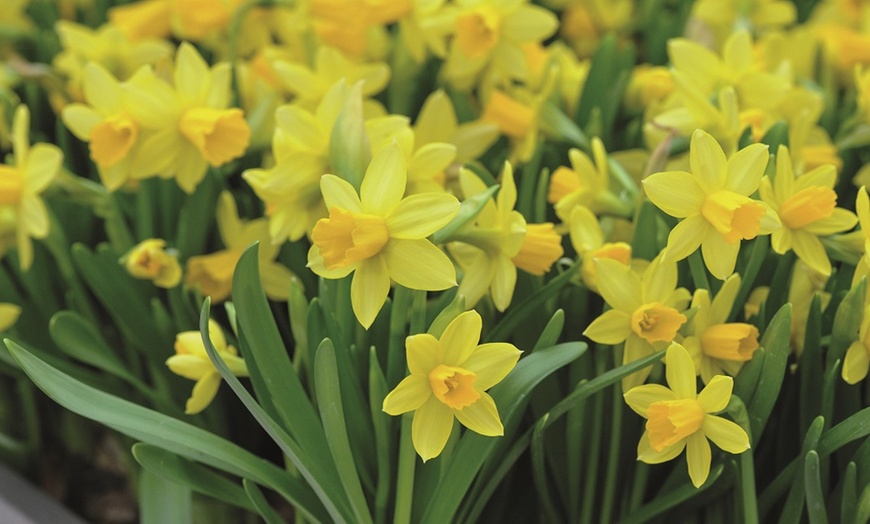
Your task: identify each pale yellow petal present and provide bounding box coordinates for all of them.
[725,143,769,196]
[637,430,686,463]
[501,5,558,42]
[61,104,103,141]
[321,174,363,213]
[696,375,733,413]
[594,258,643,312]
[307,244,356,279]
[689,129,727,192]
[412,396,455,462]
[452,244,494,308]
[642,254,678,303]
[686,431,712,488]
[665,343,697,399]
[583,309,631,344]
[0,304,21,331]
[623,384,678,417]
[382,375,431,415]
[383,238,456,291]
[664,215,708,262]
[803,208,858,235]
[701,231,739,280]
[843,341,870,384]
[386,193,460,238]
[20,197,49,238]
[792,231,831,276]
[438,310,482,367]
[82,62,122,113]
[462,342,521,390]
[406,333,439,376]
[185,372,222,414]
[361,142,407,215]
[642,171,705,218]
[702,415,750,454]
[453,392,503,436]
[491,253,517,312]
[351,256,391,329]
[23,144,62,193]
[175,42,210,105]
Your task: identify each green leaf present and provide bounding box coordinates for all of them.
[799,296,824,434]
[243,479,286,524]
[3,338,329,523]
[829,278,866,368]
[139,468,192,524]
[778,417,824,524]
[368,348,392,524]
[842,462,858,524]
[133,443,254,511]
[49,311,129,380]
[531,414,562,523]
[532,309,564,352]
[431,184,499,244]
[427,294,467,338]
[632,201,660,261]
[621,465,725,524]
[747,304,792,442]
[804,451,828,524]
[199,300,353,524]
[760,121,789,150]
[574,32,635,144]
[313,339,373,524]
[421,341,586,523]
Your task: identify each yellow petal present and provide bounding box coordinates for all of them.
[383,238,456,291]
[23,144,62,194]
[406,333,439,376]
[0,303,21,331]
[185,373,222,415]
[792,230,831,276]
[686,431,712,488]
[637,430,686,464]
[665,343,697,399]
[412,396,454,462]
[696,375,733,413]
[490,253,517,312]
[175,42,211,105]
[382,375,432,415]
[82,62,122,113]
[386,193,460,238]
[461,342,521,390]
[701,230,740,280]
[61,104,102,141]
[803,208,858,235]
[725,143,769,196]
[642,254,678,303]
[689,129,727,193]
[20,197,49,238]
[350,256,390,329]
[668,39,720,93]
[452,244,494,308]
[260,262,296,301]
[623,384,678,417]
[702,415,750,454]
[453,391,503,436]
[438,310,482,367]
[665,215,708,262]
[361,142,407,215]
[501,5,558,42]
[622,335,655,391]
[321,174,363,213]
[167,354,213,381]
[414,90,456,145]
[643,171,705,218]
[583,309,631,344]
[843,341,870,384]
[274,105,326,153]
[594,258,643,313]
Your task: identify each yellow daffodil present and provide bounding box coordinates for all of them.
[0,303,21,331]
[185,192,295,303]
[166,319,248,414]
[511,222,564,276]
[625,65,674,114]
[643,129,781,280]
[413,89,499,167]
[843,302,870,384]
[53,20,172,101]
[682,275,760,384]
[556,0,633,58]
[62,63,145,191]
[442,0,558,90]
[852,187,870,287]
[122,43,250,193]
[583,253,690,390]
[691,0,796,47]
[108,0,245,41]
[398,0,457,62]
[382,310,521,461]
[568,205,632,292]
[0,105,63,270]
[121,238,182,288]
[308,142,460,328]
[759,145,857,276]
[481,88,542,162]
[548,138,630,221]
[624,342,750,488]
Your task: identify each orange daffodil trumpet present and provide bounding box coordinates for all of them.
[382,310,521,461]
[643,129,781,280]
[308,142,460,328]
[583,253,690,390]
[624,343,750,488]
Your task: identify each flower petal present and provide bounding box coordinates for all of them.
[642,171,705,218]
[185,372,222,415]
[361,141,407,215]
[491,253,517,312]
[696,375,733,413]
[166,354,213,380]
[583,309,631,344]
[321,174,363,213]
[686,431,712,488]
[703,415,750,454]
[438,310,482,366]
[386,193,460,238]
[594,258,643,313]
[384,238,456,290]
[383,375,431,415]
[725,143,769,196]
[701,230,739,280]
[804,208,858,235]
[792,230,831,276]
[665,343,697,399]
[351,256,391,329]
[622,335,656,391]
[637,430,686,464]
[689,129,727,192]
[24,144,62,194]
[406,333,439,376]
[412,396,455,462]
[623,384,678,417]
[454,391,503,436]
[461,343,521,390]
[664,215,708,263]
[642,254,678,303]
[843,341,870,385]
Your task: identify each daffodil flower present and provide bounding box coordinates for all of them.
[643,129,781,280]
[413,90,499,166]
[759,145,857,276]
[0,105,63,270]
[682,275,760,384]
[568,205,632,292]
[844,304,870,384]
[624,343,750,488]
[121,238,182,288]
[548,138,629,222]
[0,303,21,331]
[583,253,690,390]
[166,319,248,415]
[382,310,521,461]
[308,142,460,328]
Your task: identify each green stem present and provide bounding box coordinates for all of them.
[44,212,98,323]
[387,287,412,388]
[628,462,650,510]
[580,354,607,524]
[688,251,711,291]
[600,360,624,523]
[394,414,416,524]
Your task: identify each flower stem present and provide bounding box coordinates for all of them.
[394,413,416,524]
[688,250,711,291]
[600,349,624,523]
